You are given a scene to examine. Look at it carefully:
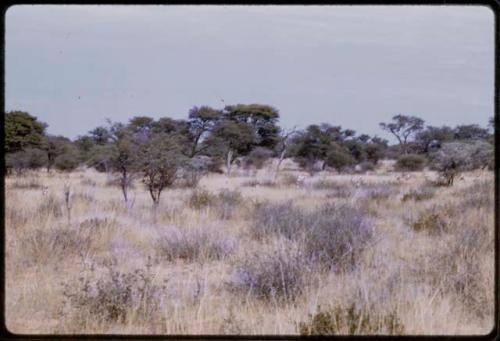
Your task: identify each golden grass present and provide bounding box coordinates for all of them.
[5,165,495,335]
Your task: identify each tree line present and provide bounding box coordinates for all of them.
[4,104,494,200]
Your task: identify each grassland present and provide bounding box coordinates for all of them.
[4,160,495,335]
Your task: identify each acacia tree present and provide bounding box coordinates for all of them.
[5,111,47,153]
[290,124,355,172]
[223,104,281,149]
[107,123,141,203]
[139,132,186,209]
[187,106,222,157]
[415,126,455,154]
[208,120,255,176]
[380,114,424,154]
[431,141,493,185]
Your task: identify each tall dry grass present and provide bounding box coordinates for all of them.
[4,165,495,335]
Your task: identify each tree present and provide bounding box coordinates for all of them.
[5,111,47,153]
[223,104,281,149]
[415,126,455,153]
[274,127,297,180]
[454,124,490,140]
[208,120,256,176]
[430,141,493,185]
[74,135,96,163]
[88,126,112,146]
[290,124,356,172]
[6,148,47,174]
[187,106,222,157]
[380,114,424,154]
[44,135,75,172]
[139,132,186,208]
[108,122,141,202]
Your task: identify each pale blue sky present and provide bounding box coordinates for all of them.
[5,5,495,141]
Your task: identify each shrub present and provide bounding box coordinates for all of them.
[22,227,92,265]
[311,179,345,190]
[230,242,308,301]
[395,154,426,172]
[304,204,372,271]
[430,141,493,185]
[187,189,243,220]
[279,173,299,186]
[411,210,447,235]
[401,187,435,202]
[252,202,372,271]
[6,148,47,173]
[61,262,168,324]
[241,147,274,170]
[187,189,217,210]
[298,303,404,335]
[155,225,237,262]
[251,201,309,240]
[241,179,277,188]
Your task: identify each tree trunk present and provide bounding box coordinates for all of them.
[121,173,128,203]
[226,150,234,177]
[274,149,286,180]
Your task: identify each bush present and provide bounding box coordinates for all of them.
[251,202,372,271]
[54,152,81,171]
[401,187,435,202]
[22,227,92,265]
[155,225,237,262]
[187,189,217,210]
[411,210,447,235]
[241,179,277,188]
[311,179,345,190]
[230,242,308,301]
[430,141,493,185]
[187,188,243,220]
[6,148,47,173]
[251,201,309,240]
[279,173,299,186]
[298,303,404,335]
[241,147,274,170]
[61,262,168,324]
[395,154,426,172]
[304,204,372,270]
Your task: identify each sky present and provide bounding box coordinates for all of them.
[5,5,495,141]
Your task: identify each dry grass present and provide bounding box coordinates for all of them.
[4,164,494,335]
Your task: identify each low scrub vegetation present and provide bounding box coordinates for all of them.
[298,303,404,335]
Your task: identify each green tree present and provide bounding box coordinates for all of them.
[208,120,255,176]
[380,114,424,154]
[5,111,47,153]
[187,106,222,157]
[223,104,281,149]
[415,126,455,153]
[138,132,186,209]
[454,124,489,140]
